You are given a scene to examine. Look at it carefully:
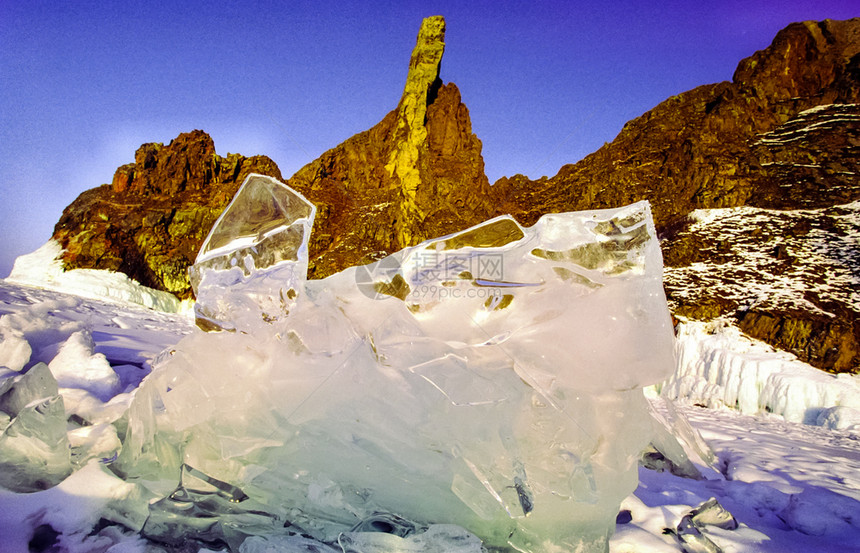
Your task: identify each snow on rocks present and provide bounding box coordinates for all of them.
[665,200,860,318]
[7,240,192,313]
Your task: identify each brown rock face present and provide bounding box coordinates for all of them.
[286,15,493,278]
[53,130,282,298]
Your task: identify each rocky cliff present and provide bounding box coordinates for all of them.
[660,103,860,372]
[53,130,281,298]
[50,17,859,372]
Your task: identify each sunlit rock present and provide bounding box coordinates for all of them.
[117,177,675,552]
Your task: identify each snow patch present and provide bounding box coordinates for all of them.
[6,240,192,314]
[48,330,121,401]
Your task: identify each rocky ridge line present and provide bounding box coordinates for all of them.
[52,131,281,298]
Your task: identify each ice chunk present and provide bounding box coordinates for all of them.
[688,498,738,530]
[644,398,717,480]
[141,463,280,550]
[118,184,675,553]
[0,362,59,417]
[0,360,72,493]
[0,394,71,492]
[665,498,738,553]
[189,173,316,332]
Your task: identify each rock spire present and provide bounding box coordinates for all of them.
[385,15,446,245]
[286,15,492,277]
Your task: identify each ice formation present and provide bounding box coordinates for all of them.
[662,321,860,424]
[0,363,71,492]
[116,174,676,552]
[188,174,316,332]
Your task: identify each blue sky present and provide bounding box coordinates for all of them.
[1,1,856,276]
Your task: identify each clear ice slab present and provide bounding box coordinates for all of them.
[188,173,316,332]
[0,363,71,492]
[0,396,71,492]
[117,174,675,552]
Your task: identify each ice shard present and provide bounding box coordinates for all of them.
[141,463,280,550]
[188,173,316,332]
[0,362,71,492]
[118,177,675,552]
[0,394,71,492]
[0,362,59,416]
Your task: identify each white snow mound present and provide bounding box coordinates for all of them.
[6,240,191,314]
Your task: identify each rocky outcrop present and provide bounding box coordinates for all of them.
[52,130,281,298]
[286,15,493,278]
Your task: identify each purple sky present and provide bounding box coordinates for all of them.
[1,1,857,277]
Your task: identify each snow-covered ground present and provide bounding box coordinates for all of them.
[0,276,858,553]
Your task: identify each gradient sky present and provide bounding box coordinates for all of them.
[1,1,856,276]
